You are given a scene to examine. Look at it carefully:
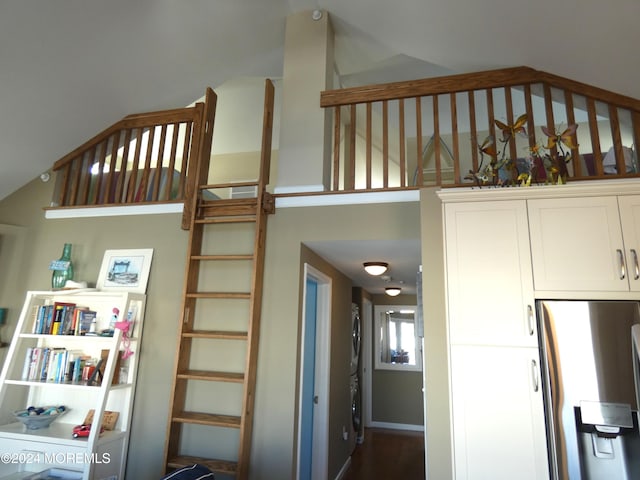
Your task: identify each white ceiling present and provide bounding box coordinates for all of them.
[1,0,637,295]
[306,239,422,296]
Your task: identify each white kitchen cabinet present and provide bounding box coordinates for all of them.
[0,290,146,480]
[618,195,640,289]
[443,200,537,347]
[440,195,548,480]
[450,345,548,480]
[528,195,640,292]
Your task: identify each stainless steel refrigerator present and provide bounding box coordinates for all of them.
[537,300,640,480]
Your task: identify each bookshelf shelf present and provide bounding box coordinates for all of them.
[0,290,146,480]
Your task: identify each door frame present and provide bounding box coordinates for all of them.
[296,263,332,480]
[362,297,373,429]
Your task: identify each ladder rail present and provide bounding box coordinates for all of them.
[163,80,275,479]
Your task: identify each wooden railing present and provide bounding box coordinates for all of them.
[320,66,640,189]
[48,68,640,214]
[49,88,216,211]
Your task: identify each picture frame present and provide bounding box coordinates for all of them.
[96,248,154,294]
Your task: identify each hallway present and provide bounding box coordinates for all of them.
[343,428,425,480]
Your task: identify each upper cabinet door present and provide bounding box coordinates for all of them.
[528,196,627,292]
[618,195,640,291]
[444,200,536,347]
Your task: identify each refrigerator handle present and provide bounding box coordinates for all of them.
[617,249,627,280]
[631,249,639,280]
[531,359,539,392]
[527,304,534,336]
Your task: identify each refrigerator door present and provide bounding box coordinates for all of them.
[538,300,640,480]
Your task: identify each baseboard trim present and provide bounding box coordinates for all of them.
[369,421,424,432]
[334,456,352,480]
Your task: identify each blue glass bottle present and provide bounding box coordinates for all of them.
[51,243,74,289]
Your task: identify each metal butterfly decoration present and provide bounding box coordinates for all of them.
[495,114,528,142]
[541,124,578,150]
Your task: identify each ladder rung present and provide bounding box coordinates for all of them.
[167,455,238,475]
[186,292,251,299]
[191,254,254,261]
[183,330,248,340]
[195,216,256,224]
[177,370,244,383]
[172,411,241,428]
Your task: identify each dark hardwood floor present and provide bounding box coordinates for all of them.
[342,428,425,480]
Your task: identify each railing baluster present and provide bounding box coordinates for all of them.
[366,102,372,189]
[116,128,132,203]
[349,105,356,190]
[433,95,442,186]
[79,149,93,205]
[486,89,496,156]
[104,131,121,204]
[543,84,557,159]
[178,122,192,199]
[633,112,640,165]
[152,125,168,201]
[504,87,518,169]
[399,99,406,187]
[93,140,107,205]
[332,107,341,191]
[127,128,143,203]
[609,105,625,175]
[523,84,536,154]
[587,98,604,176]
[415,97,423,186]
[450,93,460,185]
[383,100,389,189]
[468,91,478,173]
[563,91,581,177]
[68,156,82,206]
[165,123,180,201]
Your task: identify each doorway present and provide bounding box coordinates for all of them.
[297,263,332,480]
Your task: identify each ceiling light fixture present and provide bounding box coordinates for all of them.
[385,287,401,297]
[363,262,388,276]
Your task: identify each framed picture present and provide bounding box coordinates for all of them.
[96,248,154,293]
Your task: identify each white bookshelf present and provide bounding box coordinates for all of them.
[0,290,146,480]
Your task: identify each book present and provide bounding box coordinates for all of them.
[51,302,75,335]
[76,310,97,336]
[43,305,54,334]
[71,307,89,336]
[38,348,51,381]
[21,347,34,380]
[27,348,42,381]
[61,304,77,335]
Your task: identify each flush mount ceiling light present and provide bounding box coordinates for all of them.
[363,262,388,276]
[385,287,402,297]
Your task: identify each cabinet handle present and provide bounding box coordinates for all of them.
[632,249,640,281]
[531,359,539,392]
[527,305,534,336]
[618,249,627,280]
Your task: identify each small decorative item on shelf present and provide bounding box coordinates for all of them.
[50,243,74,290]
[464,114,579,188]
[14,405,68,429]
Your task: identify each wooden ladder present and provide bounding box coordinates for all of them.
[163,80,275,479]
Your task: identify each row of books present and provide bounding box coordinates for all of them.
[31,302,97,336]
[21,347,95,383]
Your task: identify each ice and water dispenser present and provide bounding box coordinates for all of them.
[575,401,640,479]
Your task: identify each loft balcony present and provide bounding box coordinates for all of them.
[46,67,640,222]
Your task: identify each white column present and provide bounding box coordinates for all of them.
[275,10,334,194]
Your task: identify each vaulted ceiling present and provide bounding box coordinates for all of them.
[1,0,638,203]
